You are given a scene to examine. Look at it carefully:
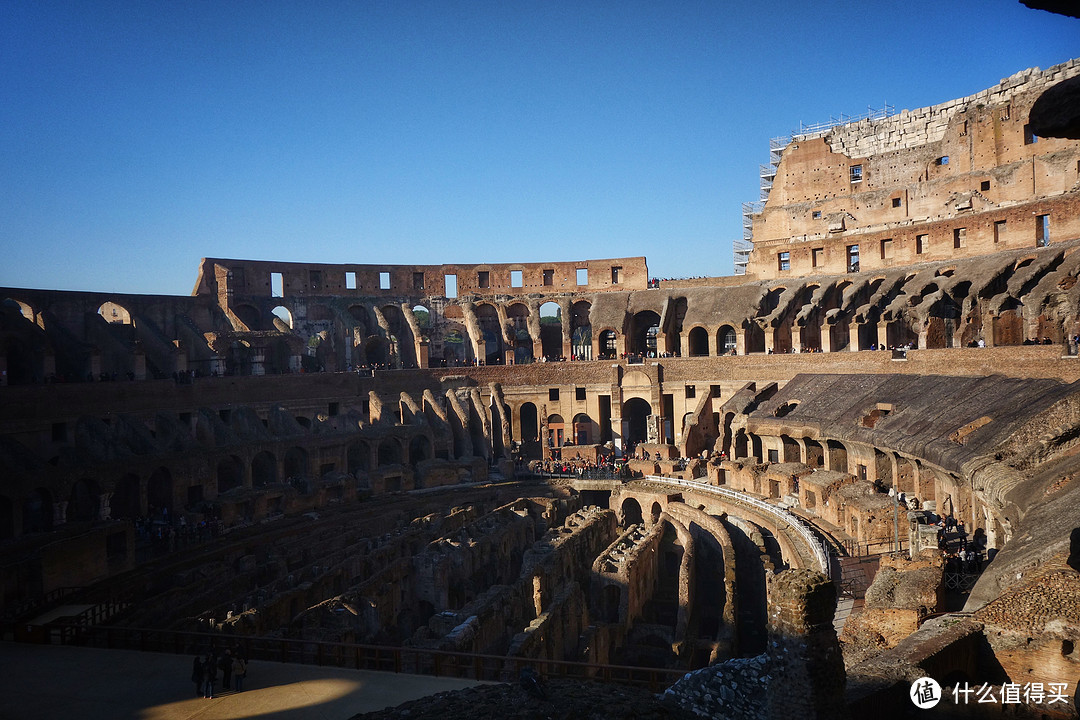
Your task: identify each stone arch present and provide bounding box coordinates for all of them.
[22,488,53,533]
[284,447,308,480]
[629,310,661,356]
[0,494,12,540]
[252,451,277,487]
[734,429,748,459]
[381,304,416,368]
[827,440,848,472]
[378,438,403,466]
[271,305,293,330]
[782,435,800,463]
[744,321,765,354]
[571,301,592,360]
[69,477,100,522]
[147,467,172,512]
[347,441,370,475]
[506,303,533,363]
[598,329,618,359]
[622,397,653,448]
[539,301,563,359]
[572,413,592,446]
[98,301,133,325]
[621,497,643,528]
[409,434,432,465]
[717,325,738,355]
[547,414,565,451]
[687,326,709,357]
[804,438,824,468]
[348,304,371,333]
[441,324,468,366]
[111,473,142,520]
[650,501,662,525]
[233,304,261,331]
[520,402,540,459]
[364,336,390,367]
[216,456,244,494]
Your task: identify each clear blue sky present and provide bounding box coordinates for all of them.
[1,1,1077,295]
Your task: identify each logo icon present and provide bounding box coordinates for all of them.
[910,677,942,709]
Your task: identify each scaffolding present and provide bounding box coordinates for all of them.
[733,105,896,274]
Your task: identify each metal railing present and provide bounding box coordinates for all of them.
[37,624,684,691]
[644,476,833,579]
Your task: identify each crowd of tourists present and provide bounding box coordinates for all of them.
[191,646,248,699]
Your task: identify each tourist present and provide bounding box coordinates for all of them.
[220,648,233,690]
[232,653,247,692]
[191,655,204,697]
[204,654,217,698]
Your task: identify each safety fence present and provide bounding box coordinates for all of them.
[31,623,685,691]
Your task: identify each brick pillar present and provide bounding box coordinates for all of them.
[736,330,747,356]
[848,323,860,351]
[877,321,888,349]
[791,326,803,353]
[763,328,775,354]
[820,321,833,353]
[418,340,430,369]
[766,570,846,719]
[982,311,996,347]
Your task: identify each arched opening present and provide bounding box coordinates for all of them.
[216,456,244,494]
[630,311,661,357]
[378,439,402,467]
[363,336,390,367]
[539,302,563,360]
[382,304,416,367]
[886,318,917,348]
[716,325,737,355]
[926,295,962,349]
[621,497,643,528]
[412,305,432,332]
[233,304,261,331]
[147,467,172,513]
[622,398,653,449]
[598,329,618,360]
[22,488,53,533]
[827,440,848,472]
[804,439,824,468]
[473,303,503,365]
[506,303,533,364]
[97,301,133,325]
[782,435,800,463]
[734,429,748,459]
[69,478,100,522]
[572,413,592,446]
[112,473,141,520]
[687,327,709,357]
[650,502,662,525]
[829,319,850,352]
[409,434,432,465]
[547,414,565,454]
[348,305,371,334]
[0,495,12,540]
[347,442,369,475]
[743,322,765,354]
[271,305,293,330]
[571,301,592,360]
[252,451,277,487]
[284,447,308,480]
[520,402,540,459]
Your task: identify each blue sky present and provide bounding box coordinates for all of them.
[1,1,1077,295]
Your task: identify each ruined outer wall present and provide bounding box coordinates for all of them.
[747,59,1080,279]
[194,256,649,299]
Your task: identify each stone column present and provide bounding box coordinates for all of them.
[820,321,833,353]
[982,311,997,347]
[877,321,888,349]
[848,323,860,351]
[736,330,747,356]
[917,326,929,350]
[763,328,775,355]
[791,326,803,354]
[418,340,430,369]
[98,492,113,521]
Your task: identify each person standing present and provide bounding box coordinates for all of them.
[204,654,217,698]
[191,656,204,697]
[232,653,247,692]
[220,649,232,691]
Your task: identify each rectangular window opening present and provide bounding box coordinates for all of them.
[575,386,586,401]
[916,234,928,255]
[847,245,860,272]
[812,210,822,219]
[271,272,283,298]
[444,274,458,298]
[994,220,1006,244]
[685,385,696,399]
[543,269,554,286]
[413,272,424,291]
[880,238,893,260]
[981,180,991,192]
[611,266,622,284]
[1036,214,1050,247]
[549,388,559,401]
[891,197,902,208]
[812,247,824,268]
[478,271,490,289]
[936,156,949,166]
[849,164,863,183]
[1024,124,1038,145]
[511,270,523,288]
[379,272,391,290]
[954,227,967,249]
[711,385,722,398]
[576,268,588,286]
[345,271,357,290]
[778,251,790,272]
